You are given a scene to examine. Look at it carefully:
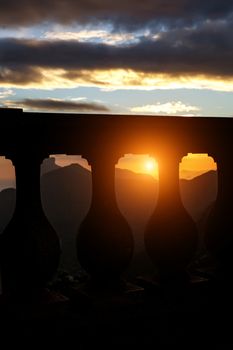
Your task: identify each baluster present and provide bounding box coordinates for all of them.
[0,153,61,296]
[77,152,134,286]
[205,151,233,276]
[0,270,2,295]
[144,151,198,283]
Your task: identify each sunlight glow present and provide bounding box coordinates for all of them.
[180,153,217,179]
[54,153,216,180]
[0,153,218,192]
[116,155,158,178]
[145,159,156,172]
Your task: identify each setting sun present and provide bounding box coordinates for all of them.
[144,159,157,176]
[115,154,158,178]
[145,160,155,171]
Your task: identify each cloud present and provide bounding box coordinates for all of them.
[0,89,14,98]
[1,23,232,76]
[130,101,200,115]
[0,0,232,28]
[0,17,232,91]
[4,98,110,112]
[43,30,137,46]
[1,68,233,92]
[0,18,232,91]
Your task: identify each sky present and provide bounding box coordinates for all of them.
[0,0,232,116]
[0,153,217,192]
[54,153,217,179]
[0,1,230,182]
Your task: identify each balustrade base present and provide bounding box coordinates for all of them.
[1,276,233,345]
[0,287,69,321]
[136,273,209,296]
[66,279,144,309]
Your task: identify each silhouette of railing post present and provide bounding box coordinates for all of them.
[145,150,198,283]
[0,150,60,296]
[205,149,233,276]
[77,151,134,286]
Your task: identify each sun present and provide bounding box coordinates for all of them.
[116,154,158,178]
[144,159,157,177]
[145,160,155,171]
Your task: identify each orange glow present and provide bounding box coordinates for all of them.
[116,154,158,178]
[54,155,90,170]
[116,153,216,179]
[180,153,217,179]
[53,153,216,180]
[0,153,217,192]
[145,160,155,171]
[144,159,157,176]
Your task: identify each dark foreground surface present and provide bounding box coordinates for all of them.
[1,272,233,347]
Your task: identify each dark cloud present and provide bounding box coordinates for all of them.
[0,0,232,27]
[0,17,232,87]
[6,98,110,112]
[0,65,43,85]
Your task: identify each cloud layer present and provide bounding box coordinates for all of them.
[0,0,232,27]
[0,16,232,89]
[0,0,232,97]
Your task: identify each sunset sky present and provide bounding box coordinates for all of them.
[0,0,232,116]
[55,153,217,179]
[0,153,217,191]
[0,1,230,183]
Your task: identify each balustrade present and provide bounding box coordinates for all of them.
[0,109,232,296]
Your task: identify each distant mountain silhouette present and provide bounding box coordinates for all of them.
[41,164,92,273]
[41,156,60,175]
[0,164,217,275]
[180,169,214,180]
[180,170,217,221]
[41,164,159,273]
[116,168,158,229]
[0,188,15,233]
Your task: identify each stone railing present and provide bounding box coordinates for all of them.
[0,108,232,294]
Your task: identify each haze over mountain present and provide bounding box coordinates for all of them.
[0,160,217,275]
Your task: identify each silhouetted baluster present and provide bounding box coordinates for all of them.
[77,154,133,283]
[144,152,198,282]
[205,152,233,275]
[0,154,60,295]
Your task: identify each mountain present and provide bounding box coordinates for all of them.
[180,169,213,180]
[116,168,158,229]
[41,156,60,175]
[0,165,218,275]
[180,170,217,221]
[0,188,16,233]
[41,164,92,273]
[41,164,158,273]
